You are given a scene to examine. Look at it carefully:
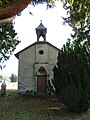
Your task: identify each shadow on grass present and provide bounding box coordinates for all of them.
[0,92,90,120]
[16,95,90,120]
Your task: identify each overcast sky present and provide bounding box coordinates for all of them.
[0,1,72,78]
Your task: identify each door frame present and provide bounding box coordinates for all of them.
[37,67,47,95]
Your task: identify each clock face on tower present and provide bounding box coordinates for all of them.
[38,50,44,55]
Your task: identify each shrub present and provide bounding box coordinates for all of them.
[49,41,90,113]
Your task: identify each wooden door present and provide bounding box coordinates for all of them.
[37,75,47,95]
[37,67,47,95]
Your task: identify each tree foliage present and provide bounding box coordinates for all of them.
[0,0,90,24]
[49,40,90,113]
[0,75,3,79]
[49,0,90,110]
[60,0,90,26]
[0,0,55,20]
[0,22,20,69]
[9,73,17,82]
[60,0,90,45]
[48,0,90,113]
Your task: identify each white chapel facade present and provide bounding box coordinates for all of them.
[15,22,59,95]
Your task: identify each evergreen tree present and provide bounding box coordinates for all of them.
[48,0,90,113]
[49,40,90,113]
[9,73,17,82]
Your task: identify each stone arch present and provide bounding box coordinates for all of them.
[38,67,47,75]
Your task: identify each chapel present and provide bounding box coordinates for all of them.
[15,22,59,95]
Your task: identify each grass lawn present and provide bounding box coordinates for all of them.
[0,90,90,120]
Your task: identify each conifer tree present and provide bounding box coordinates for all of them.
[49,40,90,113]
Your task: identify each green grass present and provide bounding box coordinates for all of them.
[0,91,90,120]
[6,89,17,94]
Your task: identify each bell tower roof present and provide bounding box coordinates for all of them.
[36,21,47,30]
[36,21,47,42]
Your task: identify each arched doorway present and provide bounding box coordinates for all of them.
[37,67,47,95]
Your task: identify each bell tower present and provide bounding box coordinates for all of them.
[36,21,47,41]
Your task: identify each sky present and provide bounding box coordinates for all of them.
[0,1,72,78]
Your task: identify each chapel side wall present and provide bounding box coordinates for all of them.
[18,46,35,93]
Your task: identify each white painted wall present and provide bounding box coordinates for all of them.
[17,42,59,93]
